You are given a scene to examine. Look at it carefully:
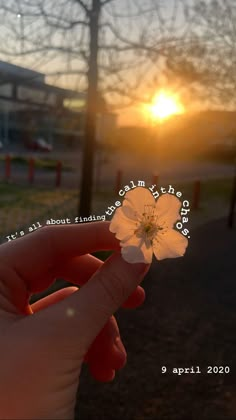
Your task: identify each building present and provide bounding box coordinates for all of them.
[0,60,87,148]
[0,60,117,149]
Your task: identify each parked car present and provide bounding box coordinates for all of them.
[25,138,53,152]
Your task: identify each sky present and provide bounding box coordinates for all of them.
[0,0,228,126]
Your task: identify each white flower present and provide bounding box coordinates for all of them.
[109,187,188,264]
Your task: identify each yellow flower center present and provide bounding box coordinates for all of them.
[134,205,166,243]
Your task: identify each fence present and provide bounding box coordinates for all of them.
[1,155,63,187]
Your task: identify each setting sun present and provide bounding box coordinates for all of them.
[147,91,185,121]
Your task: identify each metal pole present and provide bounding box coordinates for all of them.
[228,157,236,229]
[28,157,35,184]
[5,154,11,181]
[192,180,201,210]
[56,161,62,188]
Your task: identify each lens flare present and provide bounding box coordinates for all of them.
[147,91,184,121]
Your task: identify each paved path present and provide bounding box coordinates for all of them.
[77,218,236,420]
[0,151,234,189]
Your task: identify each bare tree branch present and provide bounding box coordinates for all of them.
[0,0,201,215]
[38,3,88,30]
[101,0,115,5]
[74,0,89,16]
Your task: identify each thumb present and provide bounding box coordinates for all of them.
[34,252,149,355]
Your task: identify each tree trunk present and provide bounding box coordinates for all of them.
[79,0,100,217]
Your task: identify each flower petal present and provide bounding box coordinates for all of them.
[121,246,145,264]
[120,233,142,248]
[119,235,153,264]
[153,229,188,260]
[109,207,137,241]
[155,194,182,228]
[121,243,153,264]
[123,187,155,218]
[140,242,153,263]
[121,205,138,221]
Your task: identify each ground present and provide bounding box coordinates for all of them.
[0,148,235,189]
[0,174,235,419]
[76,218,236,420]
[0,177,233,243]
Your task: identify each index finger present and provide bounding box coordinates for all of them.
[0,222,120,292]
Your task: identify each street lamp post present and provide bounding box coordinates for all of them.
[228,152,236,229]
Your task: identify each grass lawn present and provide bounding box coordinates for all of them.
[164,177,234,229]
[0,183,78,243]
[0,176,234,244]
[1,177,233,302]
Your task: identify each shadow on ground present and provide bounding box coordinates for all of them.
[76,217,236,420]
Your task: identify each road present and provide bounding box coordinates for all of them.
[77,218,236,420]
[0,148,234,190]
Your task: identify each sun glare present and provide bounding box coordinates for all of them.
[147,91,184,121]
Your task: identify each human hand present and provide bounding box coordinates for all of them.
[0,222,149,419]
